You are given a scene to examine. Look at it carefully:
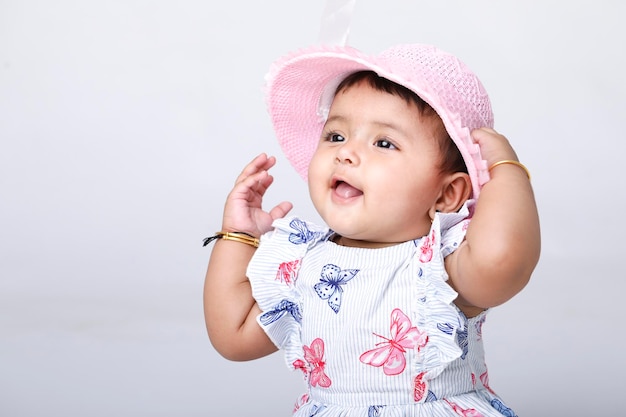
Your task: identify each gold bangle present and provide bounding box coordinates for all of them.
[202,231,260,248]
[488,160,531,180]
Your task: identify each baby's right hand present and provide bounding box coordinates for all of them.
[221,153,293,238]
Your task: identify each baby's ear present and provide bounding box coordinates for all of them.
[433,173,472,214]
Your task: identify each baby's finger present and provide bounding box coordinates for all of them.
[471,128,518,165]
[234,154,277,185]
[231,170,269,198]
[255,172,275,196]
[471,127,501,143]
[234,153,267,183]
[269,201,293,221]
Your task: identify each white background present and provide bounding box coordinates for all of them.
[1,1,625,415]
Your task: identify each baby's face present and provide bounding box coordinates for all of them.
[307,81,447,247]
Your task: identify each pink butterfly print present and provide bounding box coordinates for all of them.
[303,338,332,388]
[292,359,307,374]
[419,230,436,263]
[293,393,309,413]
[276,259,301,285]
[413,371,428,402]
[475,314,486,340]
[480,371,496,395]
[360,308,428,376]
[444,399,485,417]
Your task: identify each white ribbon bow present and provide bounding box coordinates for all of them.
[318,0,357,46]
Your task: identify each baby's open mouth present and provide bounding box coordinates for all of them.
[333,180,363,199]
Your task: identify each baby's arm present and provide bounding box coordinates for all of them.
[446,128,540,316]
[204,153,293,361]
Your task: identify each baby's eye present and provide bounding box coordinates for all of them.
[327,133,345,142]
[375,139,396,149]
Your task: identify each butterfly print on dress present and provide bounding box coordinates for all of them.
[292,393,309,414]
[368,405,384,417]
[475,314,486,341]
[288,218,323,245]
[437,321,468,360]
[360,308,428,376]
[302,338,332,388]
[419,230,436,262]
[456,326,469,359]
[260,299,302,325]
[308,403,327,416]
[413,372,439,403]
[276,259,301,285]
[437,322,455,335]
[314,264,359,313]
[444,399,484,416]
[413,371,428,402]
[480,371,497,395]
[490,398,517,417]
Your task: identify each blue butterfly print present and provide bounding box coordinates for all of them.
[259,299,302,325]
[288,218,322,245]
[456,326,469,359]
[368,405,384,417]
[437,322,454,335]
[314,264,359,313]
[425,390,437,402]
[490,398,517,417]
[436,322,468,359]
[309,403,327,416]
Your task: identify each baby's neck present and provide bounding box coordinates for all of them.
[332,234,409,249]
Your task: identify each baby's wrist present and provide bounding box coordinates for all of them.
[488,160,531,180]
[203,231,260,248]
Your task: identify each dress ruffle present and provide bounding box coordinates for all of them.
[412,201,474,385]
[294,390,511,417]
[247,218,331,369]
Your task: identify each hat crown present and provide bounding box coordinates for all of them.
[377,44,493,130]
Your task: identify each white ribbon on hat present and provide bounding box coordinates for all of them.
[318,0,357,46]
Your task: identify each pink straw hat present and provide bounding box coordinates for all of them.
[265,43,493,199]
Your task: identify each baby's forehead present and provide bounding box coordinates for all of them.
[334,73,439,114]
[327,80,446,130]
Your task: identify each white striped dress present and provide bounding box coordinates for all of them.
[247,203,517,417]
